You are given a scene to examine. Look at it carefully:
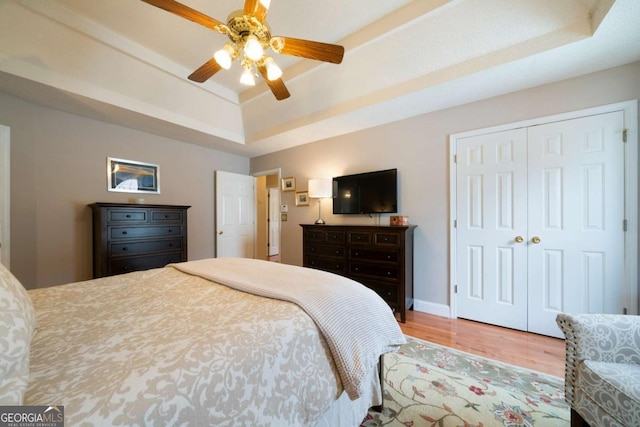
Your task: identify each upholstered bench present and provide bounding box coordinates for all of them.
[556,313,640,427]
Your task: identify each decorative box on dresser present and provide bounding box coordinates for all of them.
[301,224,416,322]
[90,203,190,278]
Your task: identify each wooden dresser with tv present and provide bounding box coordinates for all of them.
[90,203,190,278]
[301,224,415,322]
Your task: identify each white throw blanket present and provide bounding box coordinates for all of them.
[169,258,406,400]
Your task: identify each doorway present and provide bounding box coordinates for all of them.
[253,168,281,262]
[450,101,638,338]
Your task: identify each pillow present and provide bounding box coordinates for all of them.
[0,262,36,404]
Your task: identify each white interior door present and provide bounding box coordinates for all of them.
[456,128,529,331]
[455,111,627,337]
[0,126,9,267]
[215,171,256,258]
[268,187,280,256]
[526,112,625,337]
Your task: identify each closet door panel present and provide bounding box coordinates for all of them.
[527,111,625,337]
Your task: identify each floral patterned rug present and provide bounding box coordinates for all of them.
[361,336,569,426]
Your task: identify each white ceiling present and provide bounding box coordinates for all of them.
[0,0,639,157]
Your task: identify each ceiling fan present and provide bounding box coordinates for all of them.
[140,0,345,100]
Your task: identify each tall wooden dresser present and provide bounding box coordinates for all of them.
[301,224,416,322]
[90,203,190,278]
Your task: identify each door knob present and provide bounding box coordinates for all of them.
[532,236,541,244]
[218,230,224,235]
[515,236,524,243]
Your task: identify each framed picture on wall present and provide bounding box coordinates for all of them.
[295,191,309,206]
[107,157,160,194]
[281,176,295,192]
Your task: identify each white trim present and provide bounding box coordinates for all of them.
[449,100,638,318]
[413,299,451,318]
[0,125,9,268]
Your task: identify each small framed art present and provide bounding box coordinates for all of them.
[107,157,160,194]
[295,191,309,206]
[281,176,295,192]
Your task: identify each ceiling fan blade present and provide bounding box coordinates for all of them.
[141,0,225,31]
[243,0,269,22]
[272,36,344,64]
[188,59,222,83]
[258,65,290,100]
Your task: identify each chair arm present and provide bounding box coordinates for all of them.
[556,313,640,405]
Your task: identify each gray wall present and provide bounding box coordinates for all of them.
[250,61,640,314]
[1,93,249,289]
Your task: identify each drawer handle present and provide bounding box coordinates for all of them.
[168,243,173,247]
[387,271,392,276]
[168,229,173,233]
[354,252,359,256]
[165,214,169,218]
[310,248,315,252]
[354,267,359,271]
[126,214,131,218]
[122,247,128,251]
[122,231,128,235]
[335,250,340,255]
[387,255,391,260]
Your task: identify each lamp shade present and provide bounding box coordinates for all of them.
[308,179,332,198]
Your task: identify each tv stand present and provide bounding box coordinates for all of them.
[301,224,415,322]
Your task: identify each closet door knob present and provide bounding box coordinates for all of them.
[532,236,541,244]
[515,236,524,243]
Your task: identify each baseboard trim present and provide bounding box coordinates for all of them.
[413,299,450,318]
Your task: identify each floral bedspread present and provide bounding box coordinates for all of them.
[25,267,342,426]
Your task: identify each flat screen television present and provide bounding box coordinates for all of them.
[332,168,398,214]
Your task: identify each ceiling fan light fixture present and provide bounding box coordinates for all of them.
[264,57,282,81]
[240,66,256,86]
[244,34,264,61]
[213,43,235,70]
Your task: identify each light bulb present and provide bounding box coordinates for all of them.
[264,57,282,81]
[240,67,256,86]
[213,44,235,69]
[259,0,271,9]
[244,35,264,61]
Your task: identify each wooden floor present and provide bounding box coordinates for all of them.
[400,311,567,378]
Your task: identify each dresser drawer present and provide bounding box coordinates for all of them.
[109,225,183,240]
[109,252,183,275]
[348,231,372,244]
[108,209,147,223]
[349,248,398,263]
[325,230,345,244]
[361,280,399,307]
[305,256,345,275]
[374,233,399,246]
[350,262,399,280]
[305,229,325,242]
[151,210,184,223]
[110,239,183,255]
[305,244,344,258]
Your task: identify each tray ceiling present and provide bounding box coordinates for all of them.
[0,0,639,157]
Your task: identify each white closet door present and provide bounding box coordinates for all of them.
[455,111,626,337]
[456,128,529,330]
[526,112,625,337]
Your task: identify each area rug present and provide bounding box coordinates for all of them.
[361,336,569,427]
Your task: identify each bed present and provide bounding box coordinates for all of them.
[0,257,405,426]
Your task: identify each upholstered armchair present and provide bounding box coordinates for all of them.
[556,313,640,427]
